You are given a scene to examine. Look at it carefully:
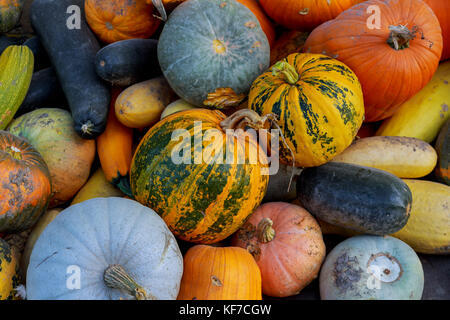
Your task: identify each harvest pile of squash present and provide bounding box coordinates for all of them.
[0,0,449,301]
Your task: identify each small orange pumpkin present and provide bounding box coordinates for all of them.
[85,0,161,44]
[177,245,262,300]
[232,202,326,297]
[0,131,51,233]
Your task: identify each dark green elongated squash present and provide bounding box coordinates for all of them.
[23,36,51,71]
[30,0,110,139]
[435,119,450,185]
[95,39,161,87]
[16,67,66,117]
[297,162,412,235]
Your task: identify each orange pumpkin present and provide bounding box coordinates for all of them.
[270,30,309,65]
[423,0,450,61]
[232,202,326,297]
[303,0,443,122]
[0,131,52,233]
[177,245,262,300]
[259,0,364,31]
[85,0,161,44]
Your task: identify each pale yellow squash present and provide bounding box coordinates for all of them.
[160,99,196,120]
[115,76,177,128]
[332,136,437,178]
[71,168,124,205]
[376,61,450,143]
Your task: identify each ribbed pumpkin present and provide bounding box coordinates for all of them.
[249,53,365,168]
[423,0,450,61]
[435,119,450,185]
[157,0,270,108]
[0,0,23,33]
[177,245,262,300]
[130,109,270,244]
[97,87,133,195]
[0,131,51,233]
[232,202,326,297]
[303,0,443,122]
[85,0,161,44]
[0,238,20,300]
[259,0,364,31]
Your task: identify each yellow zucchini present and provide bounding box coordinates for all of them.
[115,76,177,128]
[332,136,437,178]
[0,45,34,130]
[376,61,450,143]
[391,180,450,254]
[71,168,124,205]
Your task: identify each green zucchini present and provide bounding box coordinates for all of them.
[297,162,412,235]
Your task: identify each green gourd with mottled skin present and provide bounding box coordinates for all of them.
[157,0,270,109]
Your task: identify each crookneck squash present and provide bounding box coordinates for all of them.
[0,131,51,233]
[435,119,450,185]
[97,87,133,196]
[177,245,262,300]
[26,197,183,300]
[130,109,270,244]
[303,0,443,122]
[85,0,161,44]
[0,0,24,33]
[249,53,365,168]
[259,0,364,31]
[0,45,34,130]
[157,0,270,108]
[0,238,20,300]
[232,202,325,298]
[423,0,450,61]
[376,61,450,143]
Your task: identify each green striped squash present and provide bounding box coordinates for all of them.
[0,45,34,130]
[435,119,450,185]
[130,109,269,244]
[249,53,364,167]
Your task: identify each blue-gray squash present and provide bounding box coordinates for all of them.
[157,0,270,109]
[26,197,184,300]
[320,235,424,300]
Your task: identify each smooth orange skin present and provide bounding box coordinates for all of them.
[85,0,161,44]
[97,87,133,184]
[270,30,309,65]
[0,132,51,233]
[423,0,450,61]
[259,0,364,31]
[304,0,443,122]
[232,202,326,297]
[177,245,262,300]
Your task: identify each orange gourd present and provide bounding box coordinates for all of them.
[96,87,133,196]
[303,0,443,122]
[259,0,364,31]
[85,0,161,44]
[232,202,326,297]
[177,245,262,300]
[423,0,450,61]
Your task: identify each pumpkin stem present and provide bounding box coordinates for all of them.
[387,25,418,50]
[152,0,168,21]
[220,109,276,131]
[257,218,275,243]
[103,264,155,300]
[271,61,299,85]
[203,88,246,109]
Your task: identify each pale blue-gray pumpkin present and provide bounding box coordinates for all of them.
[320,235,424,300]
[157,0,270,109]
[26,197,183,300]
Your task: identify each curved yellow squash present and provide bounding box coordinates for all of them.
[160,99,196,120]
[332,136,437,178]
[392,180,450,254]
[249,53,364,167]
[376,61,450,143]
[0,239,20,300]
[71,168,124,205]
